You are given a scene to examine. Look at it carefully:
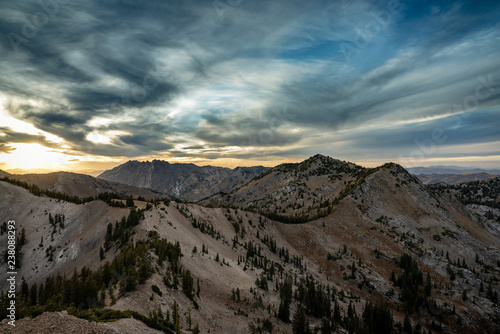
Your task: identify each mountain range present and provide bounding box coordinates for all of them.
[97,160,269,202]
[407,166,500,175]
[415,173,499,185]
[1,155,499,333]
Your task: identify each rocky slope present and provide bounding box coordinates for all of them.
[429,176,500,242]
[0,311,163,334]
[98,160,269,202]
[0,170,163,200]
[0,181,130,286]
[1,155,499,333]
[201,154,365,221]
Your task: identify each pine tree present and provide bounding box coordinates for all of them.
[292,307,310,334]
[125,196,134,207]
[278,276,293,323]
[173,301,181,334]
[104,223,112,250]
[29,283,37,306]
[321,317,332,334]
[390,271,396,283]
[425,272,432,296]
[182,269,194,300]
[19,277,28,296]
[403,314,412,334]
[186,308,192,330]
[333,301,342,325]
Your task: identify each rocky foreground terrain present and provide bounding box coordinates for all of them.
[0,311,162,334]
[0,155,499,333]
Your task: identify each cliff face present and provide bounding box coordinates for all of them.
[98,160,269,201]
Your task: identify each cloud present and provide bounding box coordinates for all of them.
[0,126,60,153]
[0,0,499,167]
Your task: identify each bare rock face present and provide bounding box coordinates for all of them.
[97,160,269,201]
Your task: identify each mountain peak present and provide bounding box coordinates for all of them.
[98,161,270,201]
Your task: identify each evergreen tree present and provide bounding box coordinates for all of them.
[278,276,293,323]
[173,301,181,334]
[321,317,332,334]
[425,272,432,296]
[29,283,37,306]
[21,278,29,299]
[125,196,134,207]
[104,223,112,250]
[403,314,412,334]
[292,307,310,334]
[362,301,393,334]
[182,269,194,300]
[236,287,241,302]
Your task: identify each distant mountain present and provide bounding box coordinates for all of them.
[407,166,500,175]
[430,176,500,208]
[0,170,163,199]
[416,172,498,185]
[98,160,270,201]
[4,168,105,176]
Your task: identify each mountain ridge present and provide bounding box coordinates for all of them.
[1,154,499,333]
[0,169,163,200]
[98,159,270,201]
[415,172,498,185]
[201,155,417,222]
[407,166,500,175]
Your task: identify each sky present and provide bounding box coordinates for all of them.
[0,0,499,174]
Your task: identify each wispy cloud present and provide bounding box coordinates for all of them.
[0,0,499,170]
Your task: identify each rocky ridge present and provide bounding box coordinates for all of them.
[98,160,269,201]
